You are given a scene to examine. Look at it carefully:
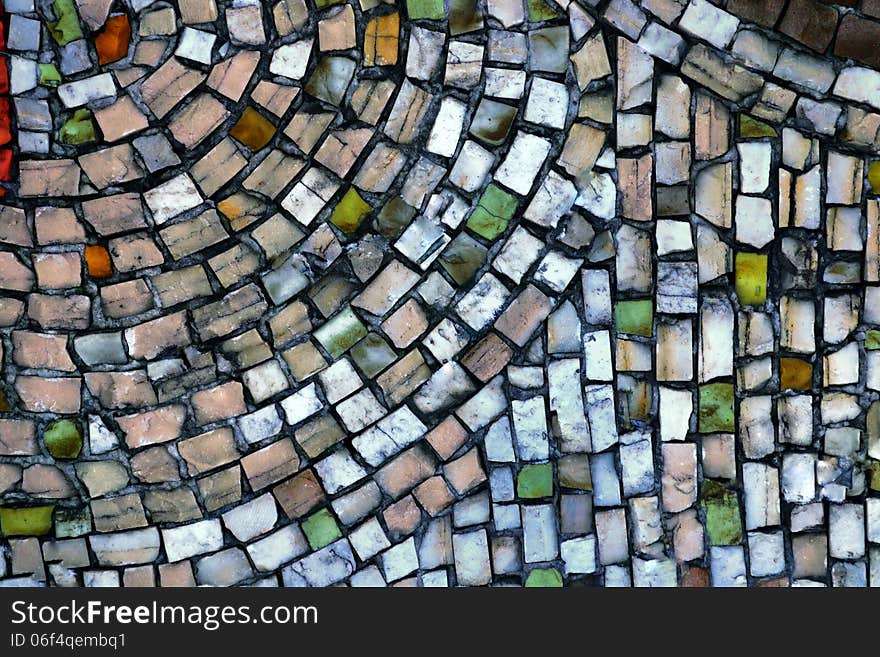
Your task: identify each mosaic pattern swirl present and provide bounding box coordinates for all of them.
[3,0,880,587]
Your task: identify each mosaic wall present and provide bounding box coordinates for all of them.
[2,0,880,587]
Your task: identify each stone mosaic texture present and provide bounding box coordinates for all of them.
[3,0,880,588]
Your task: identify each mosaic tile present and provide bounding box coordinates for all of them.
[4,0,880,588]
